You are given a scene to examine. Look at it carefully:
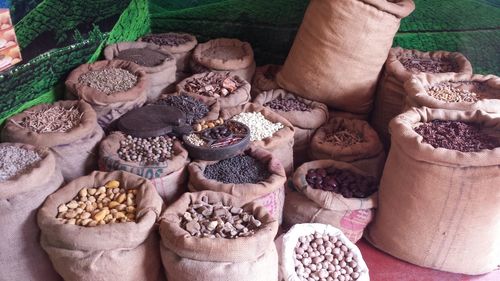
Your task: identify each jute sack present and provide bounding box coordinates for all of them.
[329,109,369,121]
[0,143,63,281]
[104,42,177,102]
[310,117,385,177]
[159,191,279,281]
[366,107,500,275]
[253,89,329,166]
[188,146,287,223]
[276,0,415,114]
[2,100,104,182]
[38,171,164,281]
[371,47,473,148]
[220,103,295,175]
[251,64,282,98]
[65,60,149,130]
[98,131,190,204]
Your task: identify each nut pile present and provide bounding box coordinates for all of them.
[399,55,458,73]
[204,155,271,184]
[183,72,240,98]
[56,180,137,226]
[193,118,225,132]
[265,97,312,112]
[181,195,262,238]
[155,95,209,125]
[0,145,41,182]
[141,33,192,47]
[79,68,138,94]
[426,83,480,103]
[231,111,284,141]
[14,105,81,133]
[118,134,175,164]
[324,128,364,147]
[294,232,362,281]
[116,48,172,67]
[306,167,378,198]
[185,133,206,146]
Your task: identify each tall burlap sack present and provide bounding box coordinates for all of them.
[38,170,164,281]
[159,191,279,281]
[188,146,287,223]
[98,131,190,204]
[310,117,385,177]
[2,100,104,182]
[277,0,415,114]
[104,42,177,102]
[220,103,295,174]
[0,143,63,281]
[366,107,500,275]
[253,89,329,166]
[251,64,282,98]
[65,60,149,130]
[371,47,473,148]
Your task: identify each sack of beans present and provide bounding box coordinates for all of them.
[191,38,256,83]
[104,42,177,102]
[2,100,105,181]
[285,160,378,242]
[139,32,197,73]
[251,64,282,98]
[188,146,287,223]
[253,89,329,166]
[0,143,63,281]
[155,94,220,125]
[220,102,295,175]
[310,117,385,177]
[38,171,164,281]
[276,0,415,114]
[366,107,500,274]
[276,223,370,281]
[159,191,279,281]
[371,47,473,148]
[65,60,149,130]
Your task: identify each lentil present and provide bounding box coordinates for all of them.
[115,48,171,67]
[118,134,175,164]
[204,155,271,184]
[155,95,209,125]
[13,106,81,133]
[265,97,312,112]
[183,72,240,98]
[231,111,283,141]
[78,68,138,94]
[306,167,378,198]
[0,145,41,182]
[426,83,480,103]
[399,55,458,73]
[141,33,192,47]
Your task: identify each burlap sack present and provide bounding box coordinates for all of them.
[2,100,104,182]
[329,110,369,121]
[277,0,415,114]
[159,191,279,281]
[104,42,177,102]
[366,107,500,275]
[156,92,221,124]
[253,89,329,166]
[0,143,63,281]
[98,132,189,204]
[310,117,385,177]
[251,64,282,98]
[220,103,295,175]
[371,47,473,148]
[38,171,164,281]
[65,60,149,130]
[188,146,287,223]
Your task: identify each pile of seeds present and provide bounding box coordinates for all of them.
[415,120,499,152]
[79,68,138,94]
[56,180,137,226]
[306,167,378,198]
[118,134,175,164]
[116,48,172,67]
[185,133,206,146]
[426,83,480,103]
[324,128,364,147]
[399,55,458,73]
[231,111,284,141]
[204,155,271,184]
[265,98,312,112]
[155,95,209,125]
[294,232,362,281]
[0,145,41,182]
[14,106,81,133]
[183,72,240,98]
[193,118,225,132]
[141,33,192,47]
[181,195,262,238]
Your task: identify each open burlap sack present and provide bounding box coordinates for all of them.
[156,92,221,125]
[2,100,104,182]
[220,103,295,175]
[188,146,286,223]
[251,64,282,98]
[159,191,279,281]
[371,47,473,148]
[104,42,177,102]
[38,170,164,281]
[277,0,415,114]
[310,117,385,177]
[253,89,329,166]
[366,107,500,275]
[65,60,149,130]
[0,143,63,281]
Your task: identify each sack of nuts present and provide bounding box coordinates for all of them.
[251,64,282,98]
[276,223,369,281]
[159,191,279,281]
[188,146,287,223]
[38,171,164,281]
[0,143,63,281]
[2,100,105,182]
[367,107,500,274]
[98,132,190,204]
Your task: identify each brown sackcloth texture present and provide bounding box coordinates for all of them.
[366,107,500,275]
[0,143,63,281]
[251,64,282,98]
[276,0,415,114]
[2,100,104,182]
[159,191,279,281]
[38,171,164,281]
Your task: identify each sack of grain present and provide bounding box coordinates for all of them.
[251,64,282,98]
